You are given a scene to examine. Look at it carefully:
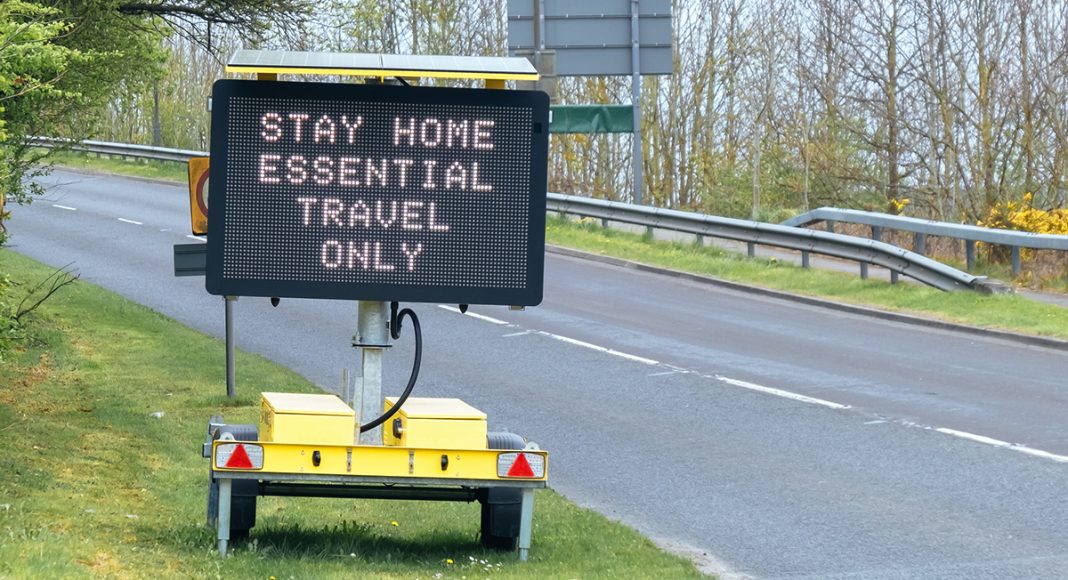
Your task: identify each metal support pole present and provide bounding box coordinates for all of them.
[871,226,882,242]
[535,0,545,51]
[747,241,756,258]
[860,263,869,279]
[630,0,644,205]
[965,240,976,270]
[914,232,926,256]
[356,301,390,445]
[217,478,231,557]
[1011,246,1022,277]
[224,296,236,399]
[518,487,535,562]
[890,270,899,284]
[826,220,835,233]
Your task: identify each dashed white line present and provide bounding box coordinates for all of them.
[540,332,659,365]
[117,218,142,225]
[436,305,659,364]
[715,376,851,410]
[502,330,532,338]
[604,348,659,365]
[935,428,1068,463]
[440,301,1068,464]
[52,204,77,211]
[436,304,509,325]
[1014,447,1068,463]
[934,428,1008,447]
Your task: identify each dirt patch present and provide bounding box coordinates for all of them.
[77,551,126,576]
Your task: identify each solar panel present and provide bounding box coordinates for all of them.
[226,50,539,81]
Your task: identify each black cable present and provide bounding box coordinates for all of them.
[359,305,421,433]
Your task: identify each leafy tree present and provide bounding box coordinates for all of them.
[0,1,90,240]
[0,0,311,241]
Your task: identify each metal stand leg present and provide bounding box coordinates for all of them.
[518,487,535,562]
[356,301,388,445]
[225,296,236,399]
[217,478,232,557]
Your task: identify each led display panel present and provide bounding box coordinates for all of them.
[206,80,549,305]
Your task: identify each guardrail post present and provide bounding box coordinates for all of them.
[871,226,882,242]
[890,270,899,284]
[913,232,926,256]
[826,220,835,233]
[801,251,810,268]
[747,242,755,257]
[695,234,704,246]
[1011,246,1022,277]
[965,240,976,270]
[860,263,868,279]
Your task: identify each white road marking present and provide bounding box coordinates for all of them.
[117,218,142,225]
[540,332,659,365]
[186,235,206,241]
[934,428,1008,447]
[436,304,509,325]
[1013,447,1068,463]
[715,376,851,410]
[436,305,658,364]
[52,204,77,211]
[935,428,1068,463]
[433,302,1068,465]
[605,348,659,365]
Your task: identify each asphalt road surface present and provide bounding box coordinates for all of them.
[8,169,1068,579]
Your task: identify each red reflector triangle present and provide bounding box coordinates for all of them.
[507,453,535,478]
[225,444,254,469]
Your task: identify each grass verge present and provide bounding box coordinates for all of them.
[46,151,1068,340]
[547,216,1068,340]
[0,249,702,579]
[48,150,188,182]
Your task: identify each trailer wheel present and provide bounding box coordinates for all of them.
[479,432,526,550]
[206,423,259,539]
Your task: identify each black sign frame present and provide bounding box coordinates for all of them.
[206,79,549,305]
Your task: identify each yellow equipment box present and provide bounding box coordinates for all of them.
[382,397,487,449]
[259,392,356,445]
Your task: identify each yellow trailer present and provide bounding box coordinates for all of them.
[207,394,547,559]
[198,49,550,561]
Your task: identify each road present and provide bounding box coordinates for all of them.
[8,169,1068,579]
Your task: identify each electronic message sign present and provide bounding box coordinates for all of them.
[206,80,549,305]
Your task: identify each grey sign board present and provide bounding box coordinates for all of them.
[174,243,207,277]
[507,0,672,76]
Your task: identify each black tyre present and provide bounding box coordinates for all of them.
[479,432,526,550]
[206,423,258,539]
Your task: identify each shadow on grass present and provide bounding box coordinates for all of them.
[162,520,493,564]
[251,524,482,559]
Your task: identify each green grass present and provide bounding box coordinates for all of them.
[49,150,188,182]
[0,249,703,579]
[46,151,1068,340]
[547,216,1068,340]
